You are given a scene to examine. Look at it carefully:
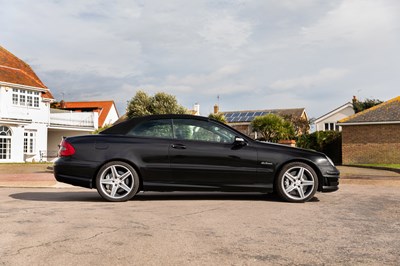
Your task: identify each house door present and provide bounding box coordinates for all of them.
[0,126,12,160]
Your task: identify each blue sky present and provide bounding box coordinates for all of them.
[1,0,400,119]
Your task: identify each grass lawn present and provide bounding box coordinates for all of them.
[357,164,400,169]
[0,163,53,174]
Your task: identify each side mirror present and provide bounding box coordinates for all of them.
[234,136,247,146]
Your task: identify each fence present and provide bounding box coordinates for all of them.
[50,109,97,128]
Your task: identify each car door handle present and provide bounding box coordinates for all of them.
[171,144,186,149]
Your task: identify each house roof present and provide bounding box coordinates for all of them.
[338,96,400,125]
[62,101,118,127]
[222,108,307,123]
[113,113,128,125]
[0,46,54,99]
[314,102,354,123]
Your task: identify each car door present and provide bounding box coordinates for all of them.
[125,118,174,188]
[169,118,265,191]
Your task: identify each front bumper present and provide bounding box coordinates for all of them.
[321,169,340,192]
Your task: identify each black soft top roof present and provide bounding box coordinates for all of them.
[100,114,211,135]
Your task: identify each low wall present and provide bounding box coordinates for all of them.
[342,124,400,164]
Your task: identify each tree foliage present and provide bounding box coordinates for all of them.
[251,114,295,142]
[296,131,341,150]
[296,131,342,164]
[282,114,310,136]
[353,98,382,113]
[208,113,227,124]
[92,124,112,134]
[126,90,188,118]
[50,101,61,109]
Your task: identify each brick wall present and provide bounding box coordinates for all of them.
[342,124,400,164]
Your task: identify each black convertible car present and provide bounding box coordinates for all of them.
[54,114,339,202]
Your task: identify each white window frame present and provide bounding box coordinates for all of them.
[324,122,337,131]
[24,131,36,154]
[12,89,40,108]
[12,90,18,105]
[0,126,12,160]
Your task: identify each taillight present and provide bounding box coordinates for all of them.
[59,139,76,157]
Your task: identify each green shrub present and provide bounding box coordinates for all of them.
[297,131,342,164]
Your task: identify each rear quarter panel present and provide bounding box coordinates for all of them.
[68,135,171,183]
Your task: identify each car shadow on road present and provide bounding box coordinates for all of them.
[134,192,279,202]
[9,191,319,203]
[135,192,320,203]
[9,191,104,202]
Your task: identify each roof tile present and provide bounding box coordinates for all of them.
[0,46,53,99]
[339,96,400,124]
[62,101,117,127]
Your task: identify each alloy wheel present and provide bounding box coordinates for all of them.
[281,166,315,201]
[96,162,139,201]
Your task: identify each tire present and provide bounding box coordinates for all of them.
[276,162,318,203]
[96,161,140,202]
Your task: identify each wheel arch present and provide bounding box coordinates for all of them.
[91,158,143,191]
[274,158,323,191]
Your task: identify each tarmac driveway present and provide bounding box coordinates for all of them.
[1,181,399,265]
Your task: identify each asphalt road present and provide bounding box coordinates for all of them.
[1,182,399,265]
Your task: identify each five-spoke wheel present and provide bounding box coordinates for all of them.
[276,162,318,203]
[96,161,139,202]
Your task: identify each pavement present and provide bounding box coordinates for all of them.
[0,164,400,188]
[0,172,72,188]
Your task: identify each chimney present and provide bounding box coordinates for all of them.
[352,96,357,104]
[213,104,219,114]
[60,100,66,108]
[193,103,200,115]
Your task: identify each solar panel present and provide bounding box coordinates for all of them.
[225,110,276,123]
[225,113,233,118]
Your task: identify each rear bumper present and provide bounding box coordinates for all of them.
[54,173,93,188]
[53,158,98,189]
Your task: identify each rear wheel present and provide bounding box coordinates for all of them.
[276,162,318,203]
[96,161,139,202]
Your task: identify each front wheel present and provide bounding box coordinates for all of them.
[96,161,139,202]
[276,162,318,203]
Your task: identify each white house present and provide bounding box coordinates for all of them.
[58,100,119,127]
[314,101,355,132]
[0,46,99,162]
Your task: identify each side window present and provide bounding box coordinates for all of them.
[173,119,236,143]
[127,119,173,139]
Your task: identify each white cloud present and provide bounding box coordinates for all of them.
[165,64,242,87]
[301,0,399,45]
[2,0,400,118]
[1,0,146,77]
[199,13,252,49]
[270,68,350,90]
[278,0,318,10]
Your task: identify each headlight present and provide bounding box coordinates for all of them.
[326,156,335,167]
